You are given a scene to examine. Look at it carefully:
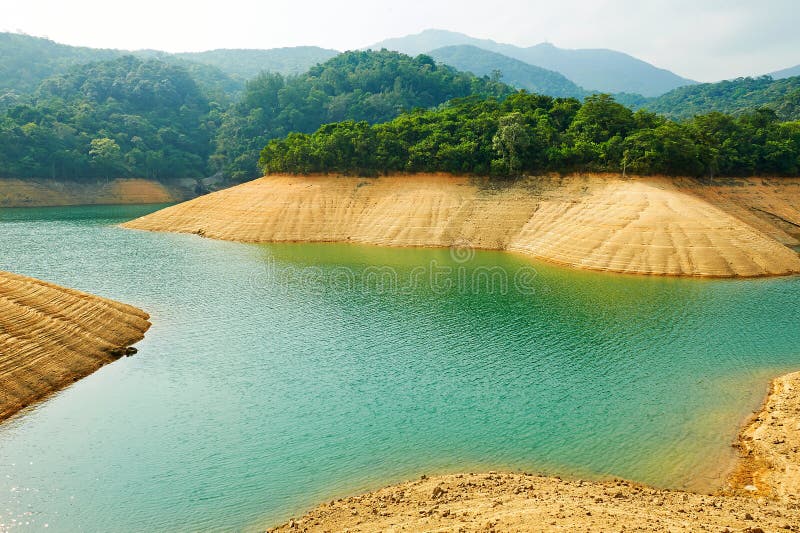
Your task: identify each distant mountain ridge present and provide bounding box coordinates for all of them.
[428,45,586,98]
[0,32,338,98]
[368,29,697,97]
[771,64,800,80]
[173,47,339,80]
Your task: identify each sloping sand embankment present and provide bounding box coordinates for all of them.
[0,271,150,422]
[122,174,800,277]
[270,372,800,532]
[0,177,191,207]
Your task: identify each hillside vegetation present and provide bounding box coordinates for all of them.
[174,47,339,80]
[0,32,336,103]
[0,32,241,104]
[0,56,213,180]
[428,45,585,98]
[214,50,511,180]
[260,93,800,177]
[642,75,800,121]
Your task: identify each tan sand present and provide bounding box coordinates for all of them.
[270,372,800,532]
[0,271,151,422]
[0,177,188,207]
[122,173,800,278]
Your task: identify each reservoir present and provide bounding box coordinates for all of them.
[1,205,799,532]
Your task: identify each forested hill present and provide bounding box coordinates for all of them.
[213,50,512,181]
[641,76,800,120]
[0,32,335,101]
[0,32,120,95]
[173,47,339,80]
[428,45,586,98]
[259,93,800,178]
[1,49,512,183]
[0,56,213,180]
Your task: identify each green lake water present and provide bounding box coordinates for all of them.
[0,204,799,532]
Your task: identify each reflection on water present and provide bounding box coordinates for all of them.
[0,205,798,532]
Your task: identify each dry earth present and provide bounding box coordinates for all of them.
[271,373,800,532]
[0,177,189,207]
[123,173,800,277]
[0,270,151,422]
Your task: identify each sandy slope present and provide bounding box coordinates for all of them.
[0,271,151,422]
[122,174,800,277]
[0,178,188,207]
[269,372,800,532]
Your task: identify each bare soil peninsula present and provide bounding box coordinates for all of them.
[0,271,150,422]
[0,178,191,207]
[123,173,800,278]
[270,372,800,532]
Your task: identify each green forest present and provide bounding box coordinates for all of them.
[0,56,213,180]
[260,93,800,177]
[2,32,800,183]
[214,50,510,180]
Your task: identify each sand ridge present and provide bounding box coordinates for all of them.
[122,173,800,278]
[269,372,800,532]
[0,271,151,422]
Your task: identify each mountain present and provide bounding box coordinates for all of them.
[771,64,800,79]
[368,29,696,97]
[641,75,800,120]
[428,45,586,98]
[0,33,338,99]
[0,32,120,95]
[174,47,339,80]
[0,32,243,102]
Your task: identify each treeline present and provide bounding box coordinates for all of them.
[0,50,511,182]
[4,44,800,184]
[641,75,800,121]
[0,56,214,180]
[260,93,800,177]
[213,50,510,180]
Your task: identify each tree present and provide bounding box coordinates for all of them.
[492,112,530,175]
[89,137,123,180]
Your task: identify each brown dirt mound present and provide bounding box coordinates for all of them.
[0,271,151,421]
[122,173,800,278]
[0,178,186,207]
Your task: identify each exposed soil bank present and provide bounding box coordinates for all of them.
[270,372,800,532]
[0,271,151,422]
[123,173,800,278]
[0,177,196,207]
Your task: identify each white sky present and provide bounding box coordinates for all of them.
[3,0,799,82]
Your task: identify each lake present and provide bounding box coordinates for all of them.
[1,205,799,532]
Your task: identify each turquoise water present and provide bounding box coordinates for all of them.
[0,204,799,532]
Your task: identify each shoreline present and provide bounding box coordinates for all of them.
[269,371,800,531]
[122,173,800,279]
[0,177,196,208]
[0,271,151,422]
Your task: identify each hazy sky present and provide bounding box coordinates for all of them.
[4,0,799,82]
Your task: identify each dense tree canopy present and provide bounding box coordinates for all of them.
[259,93,800,178]
[211,50,512,181]
[0,56,214,180]
[3,44,800,184]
